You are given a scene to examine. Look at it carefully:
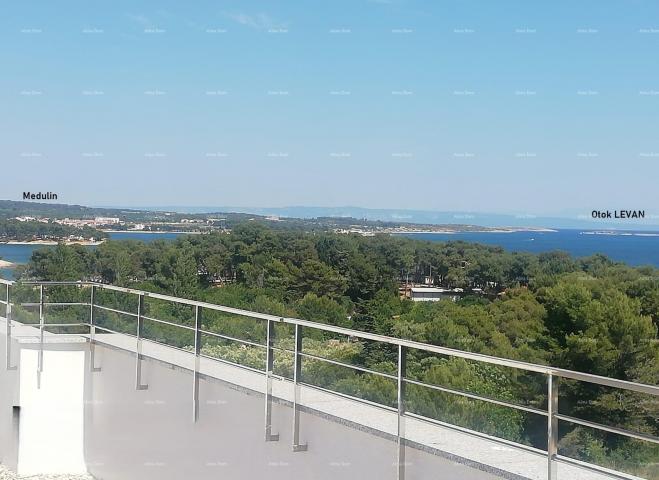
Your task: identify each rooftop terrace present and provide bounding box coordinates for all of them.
[1,279,657,480]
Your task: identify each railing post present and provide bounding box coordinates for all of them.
[397,345,407,480]
[135,293,148,390]
[89,285,95,336]
[5,283,16,371]
[89,285,101,372]
[192,305,201,422]
[37,284,44,388]
[264,318,279,441]
[547,374,559,480]
[292,324,307,452]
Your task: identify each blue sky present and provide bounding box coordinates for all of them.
[1,0,658,221]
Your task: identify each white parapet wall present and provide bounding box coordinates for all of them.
[17,347,87,475]
[0,320,19,472]
[0,317,88,476]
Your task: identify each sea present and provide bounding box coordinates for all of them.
[399,230,659,267]
[0,231,186,280]
[1,229,658,281]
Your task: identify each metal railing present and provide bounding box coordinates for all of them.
[1,278,658,480]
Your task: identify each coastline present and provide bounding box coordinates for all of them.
[389,227,558,235]
[0,260,16,268]
[581,231,659,237]
[102,230,201,234]
[0,240,105,246]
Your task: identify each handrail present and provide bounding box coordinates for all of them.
[3,278,659,480]
[8,278,658,396]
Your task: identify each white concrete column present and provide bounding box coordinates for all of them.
[17,348,87,475]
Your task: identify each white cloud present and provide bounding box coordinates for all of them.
[223,12,287,30]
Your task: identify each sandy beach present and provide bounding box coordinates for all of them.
[0,260,16,269]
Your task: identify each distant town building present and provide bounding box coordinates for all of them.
[54,218,93,227]
[94,217,121,225]
[409,287,459,302]
[53,217,121,228]
[334,228,375,236]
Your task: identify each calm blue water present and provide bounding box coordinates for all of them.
[0,232,187,279]
[400,230,659,267]
[106,231,185,242]
[2,230,658,280]
[0,244,51,280]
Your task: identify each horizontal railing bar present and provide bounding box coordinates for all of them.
[199,353,266,375]
[9,280,659,397]
[299,351,398,381]
[20,281,88,286]
[1,322,89,330]
[141,315,196,332]
[271,344,293,352]
[404,377,548,417]
[555,372,659,396]
[86,333,289,382]
[405,410,547,456]
[556,414,659,445]
[300,381,399,413]
[92,333,194,361]
[199,330,267,349]
[139,337,194,355]
[40,323,89,328]
[555,455,643,480]
[93,325,137,338]
[87,329,323,386]
[88,339,289,382]
[94,283,288,321]
[21,302,88,307]
[94,305,139,318]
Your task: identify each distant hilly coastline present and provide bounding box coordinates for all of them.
[1,200,549,234]
[122,205,659,231]
[3,200,657,232]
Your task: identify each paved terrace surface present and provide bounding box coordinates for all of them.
[0,317,643,480]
